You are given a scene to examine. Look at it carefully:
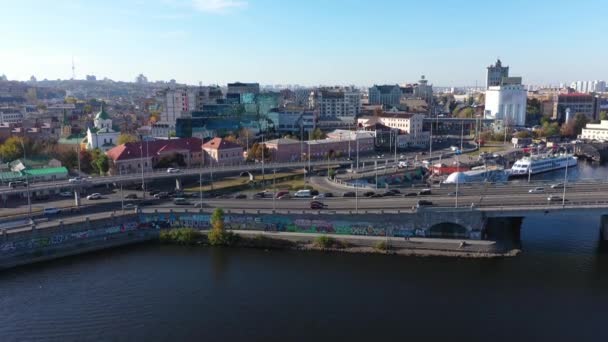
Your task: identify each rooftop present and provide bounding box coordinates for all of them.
[202,137,243,150]
[107,137,203,161]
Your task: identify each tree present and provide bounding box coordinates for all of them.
[526,98,542,125]
[56,149,78,170]
[208,208,238,246]
[249,143,270,162]
[456,107,475,118]
[79,150,93,173]
[83,104,93,114]
[90,148,109,175]
[155,152,186,168]
[237,128,254,148]
[149,111,161,124]
[117,133,139,145]
[224,135,238,144]
[600,111,608,121]
[310,128,326,140]
[0,136,23,162]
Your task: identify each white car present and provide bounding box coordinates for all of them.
[86,193,102,200]
[167,168,181,173]
[528,187,545,194]
[313,194,326,200]
[68,177,85,183]
[122,203,138,209]
[550,183,565,189]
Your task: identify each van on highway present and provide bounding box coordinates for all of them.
[9,181,27,188]
[294,189,312,198]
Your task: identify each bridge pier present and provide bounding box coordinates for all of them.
[600,215,608,241]
[175,178,182,191]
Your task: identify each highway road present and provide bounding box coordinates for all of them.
[0,143,471,196]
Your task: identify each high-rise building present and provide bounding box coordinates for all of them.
[486,59,509,89]
[227,82,260,96]
[312,87,360,123]
[569,80,606,93]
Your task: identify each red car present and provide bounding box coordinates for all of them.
[310,201,327,210]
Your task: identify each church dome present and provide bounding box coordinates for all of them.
[95,104,110,120]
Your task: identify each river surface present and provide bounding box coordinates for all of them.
[1,162,608,341]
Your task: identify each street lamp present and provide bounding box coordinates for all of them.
[273,169,276,211]
[562,148,570,207]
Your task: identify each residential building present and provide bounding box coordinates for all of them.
[156,87,197,128]
[484,77,527,126]
[486,59,509,89]
[312,87,360,124]
[85,105,120,151]
[580,120,608,141]
[106,137,203,174]
[570,80,606,94]
[0,108,23,124]
[553,91,598,121]
[368,85,402,108]
[202,137,244,166]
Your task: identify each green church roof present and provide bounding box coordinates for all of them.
[95,103,110,120]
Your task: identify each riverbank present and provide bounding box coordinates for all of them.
[161,228,521,259]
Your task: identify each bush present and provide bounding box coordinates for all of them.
[314,235,344,249]
[160,228,199,245]
[208,229,239,246]
[374,241,389,251]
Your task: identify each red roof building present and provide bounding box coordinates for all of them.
[106,137,203,174]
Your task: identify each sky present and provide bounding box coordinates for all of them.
[1,0,607,87]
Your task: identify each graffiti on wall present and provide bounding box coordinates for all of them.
[0,221,160,256]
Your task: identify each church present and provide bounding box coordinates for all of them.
[85,104,120,151]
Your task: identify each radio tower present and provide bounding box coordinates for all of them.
[71,56,76,80]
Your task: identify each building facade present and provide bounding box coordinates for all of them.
[227,82,260,96]
[313,87,360,123]
[570,80,606,94]
[486,59,509,89]
[580,120,608,141]
[202,138,244,166]
[553,92,598,121]
[368,85,402,108]
[484,77,527,126]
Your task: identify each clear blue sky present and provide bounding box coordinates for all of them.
[2,0,607,86]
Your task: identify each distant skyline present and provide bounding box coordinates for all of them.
[2,0,608,87]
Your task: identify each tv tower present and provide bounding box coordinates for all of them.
[71,56,76,80]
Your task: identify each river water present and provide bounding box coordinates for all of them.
[1,162,608,341]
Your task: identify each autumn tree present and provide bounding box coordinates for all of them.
[207,208,238,246]
[310,128,326,140]
[117,133,139,145]
[0,137,23,162]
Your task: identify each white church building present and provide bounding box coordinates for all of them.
[85,104,120,151]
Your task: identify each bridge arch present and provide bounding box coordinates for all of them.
[427,222,470,239]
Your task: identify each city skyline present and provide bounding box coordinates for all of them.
[2,0,608,86]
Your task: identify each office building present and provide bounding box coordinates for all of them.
[486,59,509,89]
[369,85,402,108]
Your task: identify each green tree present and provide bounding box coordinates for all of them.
[117,133,139,145]
[90,149,110,175]
[456,107,475,118]
[514,130,532,139]
[310,128,326,140]
[208,208,238,246]
[56,148,78,170]
[600,111,608,121]
[83,104,93,114]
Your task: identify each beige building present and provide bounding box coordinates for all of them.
[202,138,244,166]
[580,121,608,141]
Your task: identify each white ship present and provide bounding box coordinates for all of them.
[510,154,577,176]
[443,166,509,184]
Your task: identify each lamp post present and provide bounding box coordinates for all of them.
[21,138,32,218]
[562,148,570,207]
[273,169,276,211]
[120,167,124,211]
[261,134,265,182]
[139,144,145,197]
[455,155,460,208]
[199,145,203,205]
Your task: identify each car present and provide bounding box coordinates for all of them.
[124,194,138,199]
[148,189,160,196]
[275,190,290,198]
[167,168,181,173]
[277,194,291,200]
[313,194,326,200]
[388,189,401,194]
[122,203,138,209]
[418,189,432,196]
[310,201,327,209]
[310,190,319,196]
[192,202,206,208]
[254,191,268,199]
[416,200,433,207]
[138,200,156,207]
[547,195,565,202]
[323,192,334,198]
[154,192,169,199]
[43,207,61,215]
[173,198,190,205]
[59,191,73,197]
[382,191,396,197]
[550,183,565,189]
[528,187,545,194]
[8,181,27,188]
[404,192,418,197]
[294,190,312,198]
[68,177,85,184]
[343,192,356,198]
[363,191,376,197]
[371,193,384,198]
[86,193,102,200]
[447,191,461,197]
[235,194,247,199]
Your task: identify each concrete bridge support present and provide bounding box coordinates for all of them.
[175,178,182,191]
[600,215,608,241]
